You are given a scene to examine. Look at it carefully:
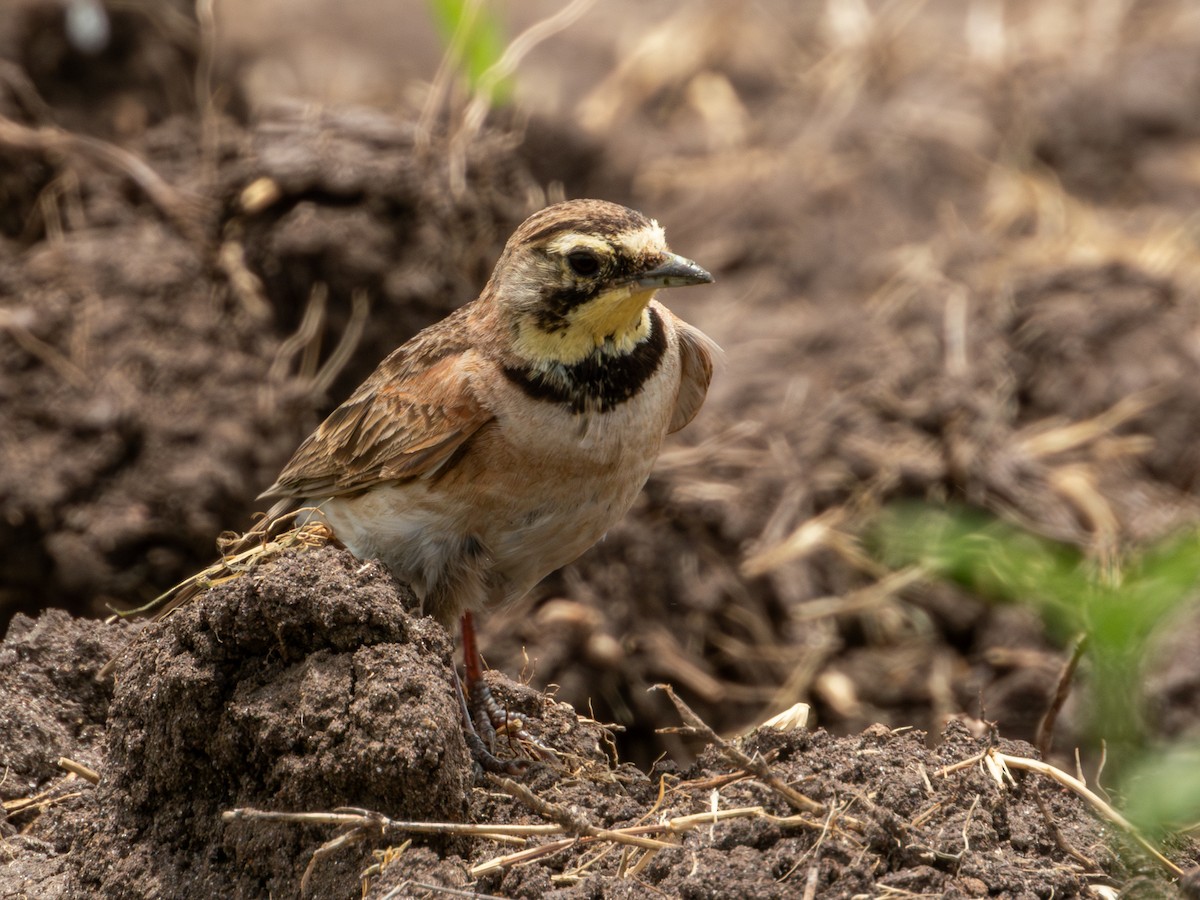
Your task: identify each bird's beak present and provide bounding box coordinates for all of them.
[635,253,714,289]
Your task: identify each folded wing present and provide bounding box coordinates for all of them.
[260,337,493,503]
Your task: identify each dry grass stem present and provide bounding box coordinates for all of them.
[97,517,335,678]
[652,683,827,817]
[741,508,851,578]
[0,113,213,241]
[3,788,84,818]
[269,283,328,386]
[1016,390,1163,461]
[56,757,100,785]
[131,516,334,618]
[939,750,1186,878]
[994,752,1184,877]
[642,629,725,703]
[448,0,596,195]
[1032,784,1099,873]
[310,289,372,397]
[222,806,561,840]
[787,567,925,624]
[216,241,273,323]
[1035,634,1088,761]
[488,776,673,852]
[470,805,832,878]
[379,883,506,900]
[223,802,821,884]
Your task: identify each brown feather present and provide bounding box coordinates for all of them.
[259,306,494,502]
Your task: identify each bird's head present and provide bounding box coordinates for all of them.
[484,199,712,366]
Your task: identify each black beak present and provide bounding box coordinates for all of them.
[635,253,714,289]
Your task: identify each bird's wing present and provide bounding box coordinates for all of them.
[669,319,720,433]
[259,313,494,502]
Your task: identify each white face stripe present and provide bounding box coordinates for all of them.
[543,222,667,259]
[545,233,612,256]
[615,221,666,257]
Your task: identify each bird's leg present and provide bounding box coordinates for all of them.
[457,610,532,774]
[461,610,507,741]
[459,611,560,768]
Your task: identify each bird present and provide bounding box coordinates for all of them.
[257,198,717,763]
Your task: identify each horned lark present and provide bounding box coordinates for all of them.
[259,199,718,636]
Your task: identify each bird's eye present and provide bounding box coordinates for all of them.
[567,251,601,277]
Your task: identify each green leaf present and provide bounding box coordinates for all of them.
[1122,743,1200,834]
[427,0,513,106]
[870,502,1200,775]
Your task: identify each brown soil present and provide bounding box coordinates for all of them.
[2,548,1191,898]
[3,0,1200,896]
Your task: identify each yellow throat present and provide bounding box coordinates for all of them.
[514,287,656,366]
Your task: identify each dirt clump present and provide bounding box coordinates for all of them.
[0,608,125,798]
[3,547,473,899]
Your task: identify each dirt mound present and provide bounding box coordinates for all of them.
[95,548,470,899]
[3,548,470,898]
[2,552,1193,898]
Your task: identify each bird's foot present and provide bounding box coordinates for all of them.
[469,675,561,766]
[451,666,533,776]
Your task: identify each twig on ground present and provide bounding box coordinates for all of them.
[299,820,379,893]
[801,863,821,900]
[487,775,672,851]
[222,806,558,840]
[224,806,556,864]
[3,787,84,818]
[222,801,826,883]
[1036,633,1088,760]
[471,805,830,877]
[57,757,100,785]
[379,883,506,900]
[1031,784,1099,872]
[778,801,840,884]
[651,683,826,816]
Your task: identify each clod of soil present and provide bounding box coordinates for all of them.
[3,547,472,899]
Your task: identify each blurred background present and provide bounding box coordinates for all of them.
[3,0,1200,768]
